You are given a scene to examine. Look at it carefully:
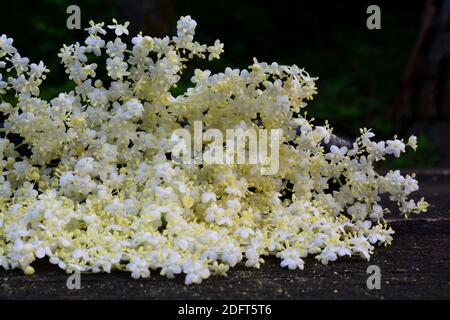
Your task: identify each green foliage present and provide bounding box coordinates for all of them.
[0,0,437,167]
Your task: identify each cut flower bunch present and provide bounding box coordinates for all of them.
[0,16,428,284]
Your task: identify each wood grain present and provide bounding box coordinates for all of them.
[1,171,449,299]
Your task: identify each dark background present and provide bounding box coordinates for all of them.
[1,0,449,167]
[1,0,450,300]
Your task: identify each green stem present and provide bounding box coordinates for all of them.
[15,141,28,149]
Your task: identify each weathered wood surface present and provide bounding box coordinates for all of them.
[1,170,449,300]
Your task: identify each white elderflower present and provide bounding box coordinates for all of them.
[11,53,29,74]
[108,19,130,37]
[348,236,372,260]
[201,191,216,203]
[183,259,210,285]
[234,227,254,240]
[0,16,427,284]
[361,128,375,143]
[85,35,105,56]
[0,74,7,94]
[407,135,417,150]
[0,34,16,54]
[72,248,88,260]
[369,204,384,220]
[404,175,419,195]
[0,255,9,270]
[118,99,144,120]
[106,57,129,80]
[277,248,305,270]
[327,145,348,161]
[220,243,242,267]
[29,61,49,78]
[126,255,150,279]
[106,38,127,59]
[347,202,368,220]
[386,139,406,158]
[160,251,183,279]
[207,40,224,60]
[315,126,331,144]
[176,15,196,39]
[75,157,96,176]
[131,34,154,51]
[85,21,107,36]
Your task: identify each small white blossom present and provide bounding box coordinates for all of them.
[126,256,150,279]
[106,57,129,80]
[277,248,305,270]
[108,19,130,36]
[386,139,406,158]
[207,40,224,60]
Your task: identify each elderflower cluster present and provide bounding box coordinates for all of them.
[0,16,428,284]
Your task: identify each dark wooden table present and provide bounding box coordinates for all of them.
[1,169,449,300]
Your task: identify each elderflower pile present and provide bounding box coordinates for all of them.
[0,16,428,284]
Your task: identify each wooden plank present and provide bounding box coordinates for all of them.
[1,172,449,299]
